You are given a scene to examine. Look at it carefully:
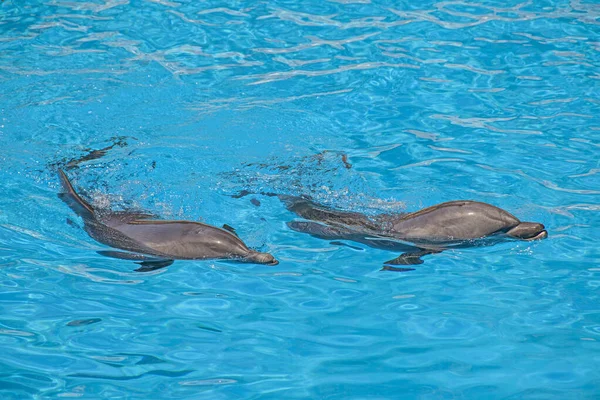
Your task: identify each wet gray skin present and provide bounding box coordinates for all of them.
[58,169,278,272]
[280,195,547,270]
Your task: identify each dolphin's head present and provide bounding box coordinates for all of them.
[506,222,548,241]
[244,251,279,265]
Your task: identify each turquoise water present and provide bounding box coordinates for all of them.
[1,0,600,398]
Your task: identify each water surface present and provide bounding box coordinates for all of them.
[1,0,599,398]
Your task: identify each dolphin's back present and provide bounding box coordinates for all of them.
[389,201,520,243]
[106,219,252,260]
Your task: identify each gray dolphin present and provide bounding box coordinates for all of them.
[277,195,547,270]
[58,169,278,271]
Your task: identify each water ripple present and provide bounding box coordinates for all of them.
[1,0,599,398]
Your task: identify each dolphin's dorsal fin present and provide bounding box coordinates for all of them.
[222,224,238,236]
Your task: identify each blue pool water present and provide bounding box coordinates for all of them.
[1,0,600,398]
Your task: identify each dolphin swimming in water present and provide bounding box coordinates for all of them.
[265,195,547,270]
[58,169,278,271]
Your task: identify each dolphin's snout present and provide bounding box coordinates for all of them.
[507,222,548,241]
[247,251,278,265]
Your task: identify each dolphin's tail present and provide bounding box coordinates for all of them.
[57,169,95,220]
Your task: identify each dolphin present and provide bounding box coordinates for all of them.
[275,195,547,270]
[58,169,278,271]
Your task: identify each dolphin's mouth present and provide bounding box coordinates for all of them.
[523,229,548,241]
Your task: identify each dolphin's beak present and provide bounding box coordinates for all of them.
[246,251,279,265]
[506,222,548,241]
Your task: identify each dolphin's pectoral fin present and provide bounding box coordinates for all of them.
[222,224,238,236]
[134,260,174,273]
[383,250,441,266]
[384,253,424,265]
